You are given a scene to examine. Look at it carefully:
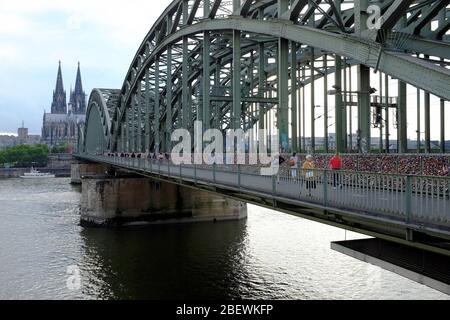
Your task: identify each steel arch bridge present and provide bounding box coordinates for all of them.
[80,0,450,156]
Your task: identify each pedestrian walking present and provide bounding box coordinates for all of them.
[302,155,316,196]
[289,153,299,180]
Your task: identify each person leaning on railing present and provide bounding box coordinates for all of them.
[302,155,316,196]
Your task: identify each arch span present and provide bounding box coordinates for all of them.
[84,0,450,155]
[83,89,119,153]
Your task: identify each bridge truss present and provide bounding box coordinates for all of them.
[81,0,450,156]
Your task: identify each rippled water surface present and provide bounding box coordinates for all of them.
[0,178,448,300]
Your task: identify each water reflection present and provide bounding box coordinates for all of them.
[0,178,448,300]
[79,220,248,299]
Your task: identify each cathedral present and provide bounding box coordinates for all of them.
[41,61,87,147]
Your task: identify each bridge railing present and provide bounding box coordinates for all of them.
[78,154,450,231]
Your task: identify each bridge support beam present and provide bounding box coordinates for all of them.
[441,98,446,153]
[398,81,408,153]
[233,30,242,130]
[278,37,289,151]
[335,55,345,154]
[80,175,247,227]
[356,0,371,154]
[357,65,371,154]
[291,41,298,153]
[425,90,431,153]
[385,73,390,153]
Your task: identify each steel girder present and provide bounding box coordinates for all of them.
[124,18,450,102]
[84,0,449,154]
[83,88,119,153]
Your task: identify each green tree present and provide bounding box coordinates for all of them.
[0,144,49,168]
[51,142,72,154]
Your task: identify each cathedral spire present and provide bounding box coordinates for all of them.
[74,61,83,94]
[55,61,64,95]
[51,61,67,114]
[70,61,87,114]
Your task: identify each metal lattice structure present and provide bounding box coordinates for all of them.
[81,0,450,155]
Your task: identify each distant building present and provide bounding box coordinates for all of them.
[0,122,41,150]
[41,61,86,147]
[18,123,40,146]
[0,135,18,150]
[17,122,28,144]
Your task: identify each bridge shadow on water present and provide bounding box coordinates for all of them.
[79,219,249,300]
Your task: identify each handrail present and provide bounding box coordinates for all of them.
[74,153,450,233]
[74,153,450,181]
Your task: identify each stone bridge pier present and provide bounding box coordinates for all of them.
[72,164,247,227]
[71,162,109,185]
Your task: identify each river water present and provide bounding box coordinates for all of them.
[0,178,448,300]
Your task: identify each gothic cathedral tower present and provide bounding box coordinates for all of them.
[50,61,67,114]
[69,62,87,114]
[41,61,87,147]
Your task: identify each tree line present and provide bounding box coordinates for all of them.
[0,143,72,168]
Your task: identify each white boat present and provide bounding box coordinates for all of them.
[20,167,55,179]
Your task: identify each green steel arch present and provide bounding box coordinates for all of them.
[83,88,120,154]
[84,0,450,155]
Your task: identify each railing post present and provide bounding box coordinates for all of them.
[323,169,328,206]
[150,158,153,172]
[168,159,170,177]
[272,175,276,196]
[194,163,197,184]
[213,163,216,183]
[406,175,412,224]
[238,164,241,189]
[420,156,423,176]
[448,180,450,200]
[179,163,182,182]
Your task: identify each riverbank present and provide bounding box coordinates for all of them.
[0,153,73,179]
[0,167,70,179]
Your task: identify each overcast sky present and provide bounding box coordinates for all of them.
[0,0,172,134]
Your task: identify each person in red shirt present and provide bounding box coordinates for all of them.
[329,152,342,189]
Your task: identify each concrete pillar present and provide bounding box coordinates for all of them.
[70,163,108,185]
[80,176,247,227]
